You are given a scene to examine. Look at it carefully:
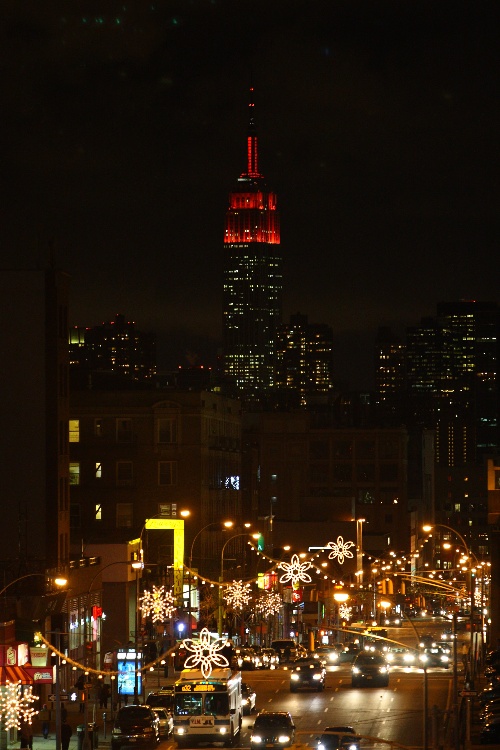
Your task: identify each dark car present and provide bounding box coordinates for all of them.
[236,647,258,670]
[111,705,160,750]
[242,683,257,715]
[479,687,500,706]
[317,726,361,750]
[289,657,326,692]
[271,640,301,662]
[480,716,500,744]
[338,644,361,663]
[351,651,389,687]
[250,711,296,748]
[418,646,450,669]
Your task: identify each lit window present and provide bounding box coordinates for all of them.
[95,504,102,520]
[95,419,104,437]
[69,419,80,443]
[69,463,80,485]
[95,462,102,479]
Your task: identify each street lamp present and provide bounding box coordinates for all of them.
[218,532,261,637]
[333,589,349,643]
[187,520,234,637]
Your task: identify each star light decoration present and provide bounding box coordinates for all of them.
[255,591,282,617]
[278,554,313,585]
[0,681,38,730]
[139,584,176,623]
[326,536,355,565]
[339,603,352,621]
[223,580,252,611]
[182,627,229,678]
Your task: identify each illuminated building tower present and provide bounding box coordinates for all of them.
[275,313,334,408]
[223,88,282,401]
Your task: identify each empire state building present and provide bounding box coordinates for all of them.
[222,89,282,400]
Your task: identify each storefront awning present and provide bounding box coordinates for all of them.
[0,665,32,685]
[22,666,53,684]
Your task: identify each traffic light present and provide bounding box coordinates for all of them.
[257,534,264,551]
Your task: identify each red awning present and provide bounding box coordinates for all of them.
[0,665,32,685]
[22,666,53,684]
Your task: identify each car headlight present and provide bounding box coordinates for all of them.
[419,654,428,663]
[352,666,361,674]
[441,655,449,663]
[404,653,415,663]
[251,736,263,744]
[313,673,323,680]
[278,736,291,743]
[176,728,186,735]
[318,744,326,750]
[386,653,394,662]
[329,653,338,662]
[291,673,299,681]
[219,727,227,734]
[379,666,388,674]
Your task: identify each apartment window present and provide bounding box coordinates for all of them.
[158,461,177,486]
[116,418,132,442]
[95,419,104,437]
[157,418,177,444]
[69,419,80,443]
[69,462,80,486]
[116,503,133,528]
[95,462,102,479]
[70,504,81,529]
[116,461,133,486]
[379,463,398,482]
[95,504,102,520]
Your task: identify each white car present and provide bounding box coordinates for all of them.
[153,707,173,738]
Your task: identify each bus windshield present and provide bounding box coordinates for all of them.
[174,693,229,717]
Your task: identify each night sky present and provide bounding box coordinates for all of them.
[1,0,498,388]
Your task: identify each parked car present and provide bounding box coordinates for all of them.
[111,705,160,750]
[289,657,326,692]
[352,651,389,687]
[152,708,173,739]
[242,683,257,715]
[250,711,296,748]
[316,726,361,750]
[479,687,500,706]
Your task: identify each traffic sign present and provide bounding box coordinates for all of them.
[48,694,69,702]
[459,690,477,697]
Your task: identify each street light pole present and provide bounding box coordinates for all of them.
[217,532,260,637]
[187,521,233,637]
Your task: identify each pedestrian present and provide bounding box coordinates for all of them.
[99,683,110,709]
[61,719,73,750]
[39,704,50,739]
[61,703,68,722]
[20,721,33,750]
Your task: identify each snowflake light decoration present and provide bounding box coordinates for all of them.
[326,536,355,565]
[278,554,312,585]
[223,580,252,611]
[255,592,282,617]
[181,627,229,678]
[0,681,39,730]
[339,604,352,621]
[139,584,176,623]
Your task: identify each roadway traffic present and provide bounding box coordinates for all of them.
[156,618,464,749]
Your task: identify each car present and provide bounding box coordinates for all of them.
[152,708,173,739]
[419,646,450,668]
[384,647,417,667]
[236,647,259,670]
[242,683,257,715]
[479,716,500,744]
[382,615,402,627]
[145,688,174,711]
[271,639,300,662]
[351,651,389,687]
[313,646,340,665]
[316,726,361,750]
[479,702,500,723]
[289,657,326,692]
[250,711,296,748]
[259,648,280,669]
[337,644,361,663]
[111,705,160,750]
[419,634,437,649]
[440,628,456,641]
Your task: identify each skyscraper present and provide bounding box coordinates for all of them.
[222,88,282,401]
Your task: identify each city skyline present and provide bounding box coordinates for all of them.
[1,0,498,388]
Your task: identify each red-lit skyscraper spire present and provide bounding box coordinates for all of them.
[222,87,282,401]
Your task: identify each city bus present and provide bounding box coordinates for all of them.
[173,667,242,747]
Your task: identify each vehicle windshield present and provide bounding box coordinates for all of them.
[174,693,229,717]
[255,715,291,729]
